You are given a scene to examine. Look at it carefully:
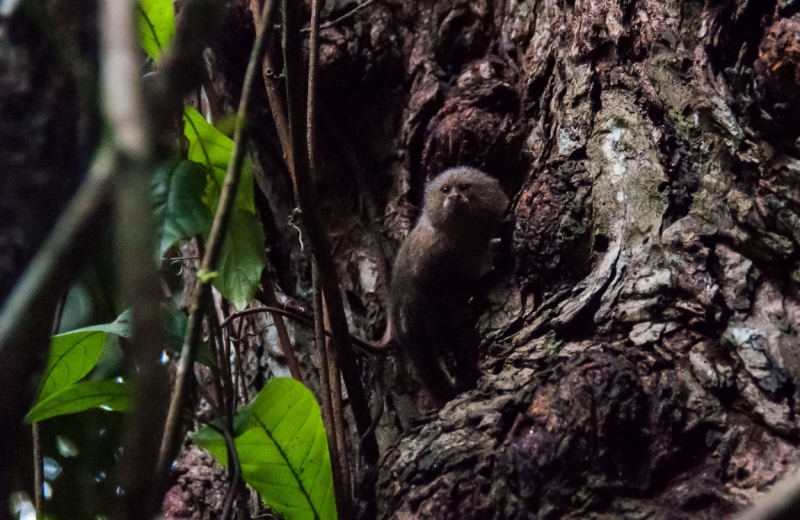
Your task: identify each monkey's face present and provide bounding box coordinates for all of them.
[424,167,508,231]
[439,181,472,216]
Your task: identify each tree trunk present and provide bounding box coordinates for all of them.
[184,0,800,517]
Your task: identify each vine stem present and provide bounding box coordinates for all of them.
[32,294,66,518]
[256,277,304,381]
[220,304,386,354]
[157,0,278,477]
[300,0,380,33]
[313,264,349,518]
[282,0,380,468]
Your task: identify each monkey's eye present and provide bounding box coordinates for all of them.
[458,183,471,192]
[440,186,450,195]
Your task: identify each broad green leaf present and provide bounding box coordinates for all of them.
[194,378,336,520]
[183,107,255,213]
[26,381,130,423]
[152,159,213,255]
[38,311,132,402]
[213,209,266,311]
[138,0,175,62]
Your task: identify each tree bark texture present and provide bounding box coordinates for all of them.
[182,0,800,517]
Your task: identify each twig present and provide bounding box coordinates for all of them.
[282,0,380,466]
[0,150,115,346]
[312,264,348,518]
[324,291,353,517]
[192,338,241,520]
[196,398,242,520]
[220,305,386,354]
[256,276,304,381]
[208,310,233,425]
[32,421,44,516]
[307,2,354,505]
[300,0,381,33]
[217,300,236,421]
[158,0,278,477]
[32,294,67,518]
[233,320,250,404]
[219,424,243,520]
[232,318,246,404]
[248,0,293,171]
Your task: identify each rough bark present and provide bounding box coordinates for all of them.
[173,0,800,517]
[371,0,800,517]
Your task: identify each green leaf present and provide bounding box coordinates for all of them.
[137,0,175,62]
[213,209,266,311]
[37,310,132,402]
[183,107,255,213]
[152,159,213,256]
[26,381,130,423]
[194,378,336,520]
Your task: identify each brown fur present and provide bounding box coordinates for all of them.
[391,167,509,407]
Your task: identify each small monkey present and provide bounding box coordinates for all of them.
[391,167,509,407]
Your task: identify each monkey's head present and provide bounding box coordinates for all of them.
[424,167,509,232]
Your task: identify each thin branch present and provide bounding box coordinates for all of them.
[0,151,115,346]
[306,0,321,181]
[323,290,353,518]
[220,305,385,354]
[196,398,242,520]
[248,0,293,171]
[209,310,233,425]
[313,264,348,518]
[232,318,249,404]
[256,276,304,381]
[32,422,44,516]
[193,358,238,520]
[158,0,278,476]
[282,0,380,466]
[219,424,243,520]
[308,0,353,509]
[32,294,67,518]
[217,299,236,422]
[300,0,381,33]
[245,3,305,390]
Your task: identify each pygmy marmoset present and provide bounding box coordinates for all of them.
[391,166,509,407]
